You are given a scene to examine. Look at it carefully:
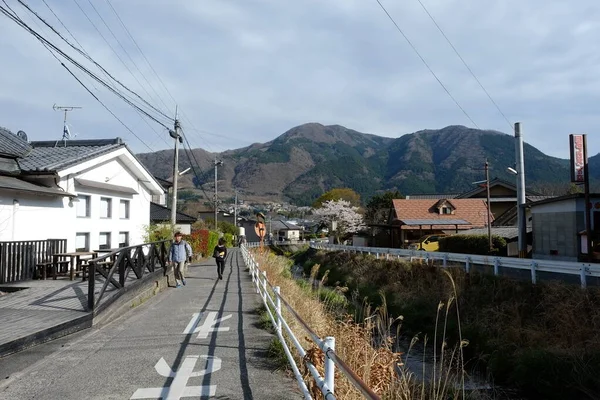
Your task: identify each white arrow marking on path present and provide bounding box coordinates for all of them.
[182,311,232,339]
[130,355,222,400]
[155,355,222,378]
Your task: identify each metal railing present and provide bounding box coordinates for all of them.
[240,244,380,400]
[310,242,600,288]
[0,238,67,283]
[87,240,169,312]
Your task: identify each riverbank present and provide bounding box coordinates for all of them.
[294,247,600,400]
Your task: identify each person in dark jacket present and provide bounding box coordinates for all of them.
[213,238,227,280]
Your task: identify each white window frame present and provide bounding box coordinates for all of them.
[119,200,130,220]
[76,195,90,218]
[75,232,90,252]
[100,197,112,219]
[118,231,129,248]
[99,232,111,250]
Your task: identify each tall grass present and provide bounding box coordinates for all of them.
[251,249,471,399]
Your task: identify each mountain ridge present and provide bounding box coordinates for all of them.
[136,123,595,205]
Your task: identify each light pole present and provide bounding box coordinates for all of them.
[214,158,223,230]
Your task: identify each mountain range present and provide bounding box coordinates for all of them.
[136,123,597,206]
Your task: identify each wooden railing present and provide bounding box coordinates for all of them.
[0,239,67,283]
[87,240,170,312]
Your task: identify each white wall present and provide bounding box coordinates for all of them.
[0,192,70,242]
[0,155,158,252]
[156,223,192,235]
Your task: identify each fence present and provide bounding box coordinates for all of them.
[310,242,600,288]
[87,240,169,312]
[0,239,67,284]
[240,244,380,400]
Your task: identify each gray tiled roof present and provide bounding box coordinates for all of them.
[0,126,32,158]
[0,175,76,197]
[150,202,197,223]
[18,139,124,172]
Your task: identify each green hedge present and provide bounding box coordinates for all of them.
[439,234,507,256]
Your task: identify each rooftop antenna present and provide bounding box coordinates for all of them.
[53,104,81,146]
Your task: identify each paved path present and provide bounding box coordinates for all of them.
[0,249,301,399]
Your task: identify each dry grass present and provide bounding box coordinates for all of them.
[251,248,469,399]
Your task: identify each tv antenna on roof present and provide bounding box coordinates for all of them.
[53,104,81,146]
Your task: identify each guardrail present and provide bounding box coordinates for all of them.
[87,240,169,312]
[310,242,600,288]
[240,244,380,400]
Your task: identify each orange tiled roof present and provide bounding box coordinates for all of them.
[391,198,492,230]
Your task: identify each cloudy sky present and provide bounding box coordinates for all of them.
[1,0,599,159]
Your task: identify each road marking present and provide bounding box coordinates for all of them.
[182,312,232,339]
[130,355,221,400]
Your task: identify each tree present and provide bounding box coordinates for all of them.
[365,190,403,225]
[312,199,366,243]
[312,188,361,208]
[566,182,583,195]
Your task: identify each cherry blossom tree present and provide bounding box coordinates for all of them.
[312,199,366,243]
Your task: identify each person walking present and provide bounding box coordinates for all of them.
[169,231,192,288]
[213,238,227,280]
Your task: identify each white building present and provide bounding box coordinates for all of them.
[0,128,164,252]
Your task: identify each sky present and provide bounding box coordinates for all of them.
[1,0,600,159]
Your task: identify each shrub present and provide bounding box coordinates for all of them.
[143,224,173,243]
[439,234,506,255]
[223,233,234,247]
[187,229,219,257]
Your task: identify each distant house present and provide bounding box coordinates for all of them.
[0,127,164,251]
[150,202,197,235]
[388,198,491,247]
[407,178,553,223]
[238,218,303,242]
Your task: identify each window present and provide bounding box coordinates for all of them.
[119,200,130,219]
[75,233,90,252]
[76,195,90,218]
[100,197,112,218]
[119,232,129,248]
[442,207,452,214]
[99,232,111,250]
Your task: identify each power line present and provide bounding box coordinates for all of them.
[69,0,172,121]
[26,0,170,148]
[0,2,166,151]
[373,0,479,128]
[83,0,173,115]
[2,2,171,129]
[415,0,513,130]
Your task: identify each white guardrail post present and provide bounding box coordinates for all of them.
[324,336,335,395]
[274,286,282,334]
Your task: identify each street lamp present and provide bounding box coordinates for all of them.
[507,166,527,258]
[472,159,492,252]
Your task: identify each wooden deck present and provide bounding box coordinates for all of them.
[0,274,137,357]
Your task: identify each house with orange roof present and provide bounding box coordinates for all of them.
[388,198,492,247]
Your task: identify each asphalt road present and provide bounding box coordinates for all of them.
[0,249,301,400]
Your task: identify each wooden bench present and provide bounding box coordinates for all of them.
[35,260,71,280]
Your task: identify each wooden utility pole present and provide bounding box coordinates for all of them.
[170,108,181,227]
[485,160,493,251]
[214,158,223,230]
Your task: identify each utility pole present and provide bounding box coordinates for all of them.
[170,107,181,227]
[514,123,527,258]
[214,158,223,230]
[485,159,493,251]
[233,188,238,233]
[52,104,81,146]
